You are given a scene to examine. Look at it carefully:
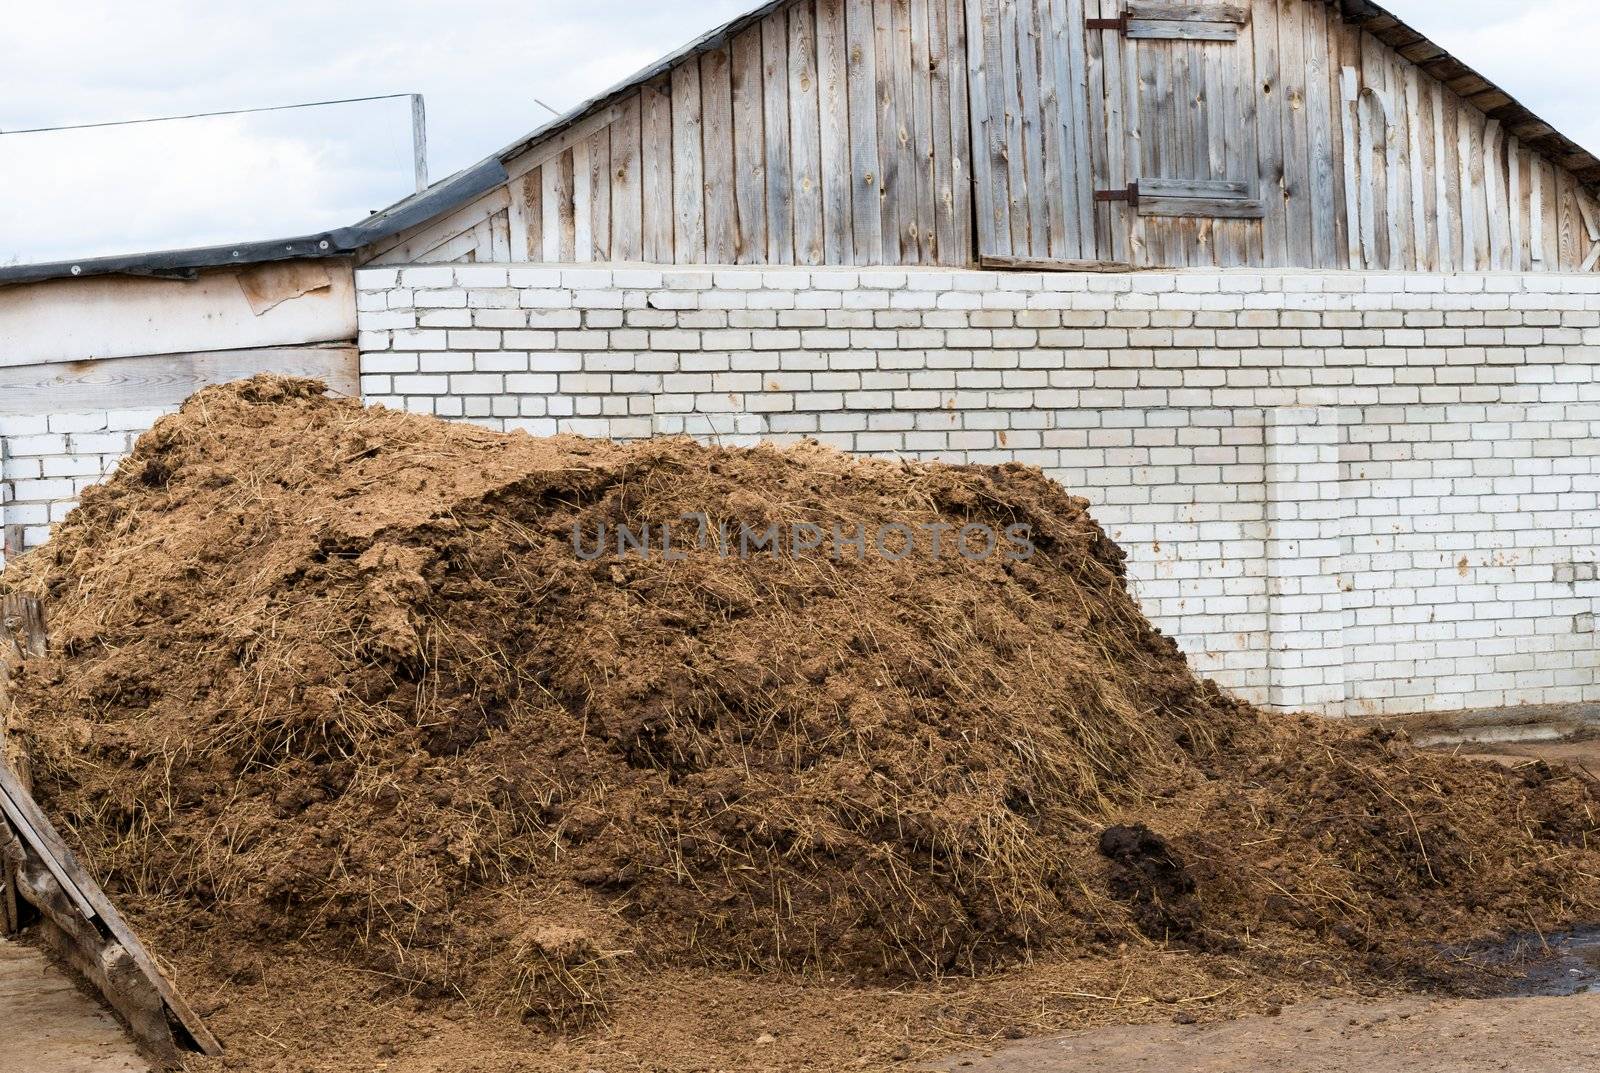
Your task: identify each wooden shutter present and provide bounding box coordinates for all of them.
[1101,1,1263,227]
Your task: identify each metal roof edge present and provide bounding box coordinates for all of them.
[0,157,508,286]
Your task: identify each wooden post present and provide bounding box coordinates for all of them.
[0,594,44,935]
[411,93,429,193]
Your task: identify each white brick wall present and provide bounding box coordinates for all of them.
[0,408,173,567]
[7,264,1599,720]
[349,264,1600,717]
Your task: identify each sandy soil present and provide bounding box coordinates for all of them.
[935,992,1600,1073]
[0,937,148,1073]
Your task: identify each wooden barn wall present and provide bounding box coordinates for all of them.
[1089,0,1600,272]
[364,0,1600,274]
[366,0,973,269]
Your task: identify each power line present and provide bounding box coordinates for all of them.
[0,93,417,136]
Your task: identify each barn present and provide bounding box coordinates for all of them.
[2,0,1598,720]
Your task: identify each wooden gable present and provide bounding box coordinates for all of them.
[363,0,1600,274]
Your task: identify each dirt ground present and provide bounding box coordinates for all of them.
[936,992,1600,1073]
[0,937,148,1073]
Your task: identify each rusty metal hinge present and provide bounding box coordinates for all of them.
[1095,183,1140,206]
[1086,14,1127,32]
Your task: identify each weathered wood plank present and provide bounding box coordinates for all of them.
[1458,102,1478,270]
[1530,150,1546,264]
[610,95,644,262]
[524,167,545,261]
[1507,134,1523,272]
[1125,1,1247,21]
[762,14,796,263]
[908,0,937,262]
[1140,177,1251,198]
[928,0,957,262]
[732,27,770,264]
[571,138,594,262]
[555,147,578,262]
[1252,0,1287,266]
[1060,0,1096,257]
[1012,0,1048,257]
[966,0,1005,258]
[876,0,914,259]
[847,0,884,262]
[1404,68,1428,270]
[789,2,826,264]
[1431,80,1452,272]
[671,62,707,263]
[1304,0,1337,266]
[1344,69,1370,268]
[1484,119,1508,271]
[641,82,675,263]
[979,254,1133,271]
[996,0,1029,253]
[0,347,360,415]
[701,46,739,264]
[1139,195,1265,219]
[817,0,855,263]
[1125,20,1238,42]
[1,750,223,1063]
[945,0,974,264]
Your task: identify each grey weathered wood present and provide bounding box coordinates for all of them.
[641,82,675,263]
[966,0,1004,257]
[410,93,429,192]
[1278,0,1313,268]
[817,0,855,263]
[524,168,545,261]
[876,0,914,260]
[1484,119,1507,271]
[1403,68,1427,270]
[789,1,826,264]
[1013,0,1049,256]
[1507,134,1523,272]
[732,27,770,264]
[671,61,707,263]
[979,254,1133,272]
[762,15,796,263]
[996,0,1029,253]
[1060,0,1096,256]
[571,138,593,261]
[1304,1,1336,267]
[1431,79,1452,272]
[610,95,644,262]
[1125,20,1238,42]
[555,148,578,262]
[701,47,739,264]
[1139,177,1251,198]
[1252,0,1286,266]
[1139,195,1264,219]
[1125,1,1247,21]
[945,0,973,264]
[911,0,939,261]
[1339,67,1361,269]
[846,0,884,263]
[0,346,360,415]
[928,0,957,262]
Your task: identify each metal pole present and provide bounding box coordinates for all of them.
[411,94,429,193]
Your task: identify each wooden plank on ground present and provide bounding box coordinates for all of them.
[1,757,222,1065]
[980,254,1133,272]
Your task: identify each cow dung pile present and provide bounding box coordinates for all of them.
[4,377,1599,1072]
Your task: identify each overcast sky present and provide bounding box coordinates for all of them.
[2,0,1594,266]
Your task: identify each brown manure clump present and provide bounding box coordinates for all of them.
[4,377,1600,1072]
